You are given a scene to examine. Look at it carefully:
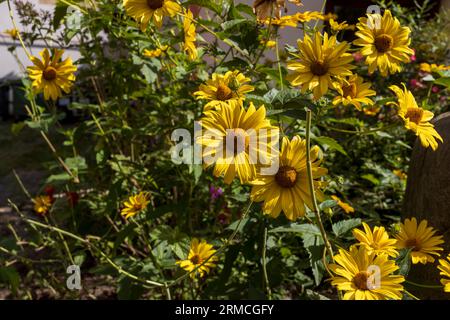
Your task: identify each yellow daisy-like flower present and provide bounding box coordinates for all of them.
[389,84,443,151]
[198,102,278,184]
[262,15,298,28]
[27,48,77,101]
[331,195,354,214]
[250,136,327,220]
[395,217,444,264]
[329,19,355,32]
[4,28,19,40]
[120,192,151,219]
[353,222,399,258]
[33,195,53,215]
[420,63,450,73]
[123,0,181,30]
[183,9,197,61]
[143,45,168,58]
[329,245,405,300]
[287,32,354,100]
[438,255,450,293]
[293,11,324,23]
[332,74,376,110]
[354,9,414,76]
[176,238,218,279]
[194,70,255,112]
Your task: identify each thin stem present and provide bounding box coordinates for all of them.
[305,110,334,259]
[6,0,31,59]
[305,109,340,300]
[406,280,443,290]
[275,35,284,91]
[404,289,420,300]
[262,226,272,299]
[22,216,165,287]
[314,0,328,31]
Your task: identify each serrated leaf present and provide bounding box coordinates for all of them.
[396,248,412,276]
[185,0,222,15]
[332,218,361,237]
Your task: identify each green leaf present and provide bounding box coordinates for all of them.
[53,1,69,30]
[0,267,20,294]
[396,248,412,276]
[11,122,25,136]
[306,245,326,286]
[361,173,380,185]
[314,136,348,156]
[221,19,247,31]
[332,218,361,237]
[185,0,222,15]
[270,223,324,247]
[434,77,450,89]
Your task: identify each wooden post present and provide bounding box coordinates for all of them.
[403,112,450,299]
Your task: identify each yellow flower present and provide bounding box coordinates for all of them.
[183,10,197,61]
[320,12,338,21]
[438,255,450,293]
[287,32,354,100]
[353,222,399,257]
[123,0,181,30]
[290,11,323,23]
[250,136,327,220]
[176,238,218,279]
[197,102,278,184]
[420,63,450,73]
[4,28,19,40]
[389,84,443,151]
[33,195,53,215]
[395,217,444,264]
[27,48,77,101]
[354,10,414,76]
[262,15,298,28]
[332,74,376,110]
[329,19,355,32]
[331,195,354,214]
[121,192,151,219]
[329,246,405,300]
[262,40,276,48]
[393,169,407,180]
[194,70,255,112]
[143,45,168,58]
[362,105,381,116]
[253,0,302,20]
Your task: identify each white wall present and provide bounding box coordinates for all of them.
[0,0,325,79]
[0,0,79,80]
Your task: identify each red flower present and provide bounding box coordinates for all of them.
[66,191,79,207]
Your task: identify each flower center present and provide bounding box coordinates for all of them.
[223,128,249,156]
[147,0,164,9]
[374,34,394,53]
[353,271,370,290]
[342,83,357,98]
[216,84,233,101]
[405,108,424,124]
[190,254,201,265]
[310,61,329,76]
[43,67,57,81]
[275,166,297,188]
[405,238,421,251]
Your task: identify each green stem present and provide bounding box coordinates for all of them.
[406,280,443,289]
[262,226,272,299]
[275,35,284,91]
